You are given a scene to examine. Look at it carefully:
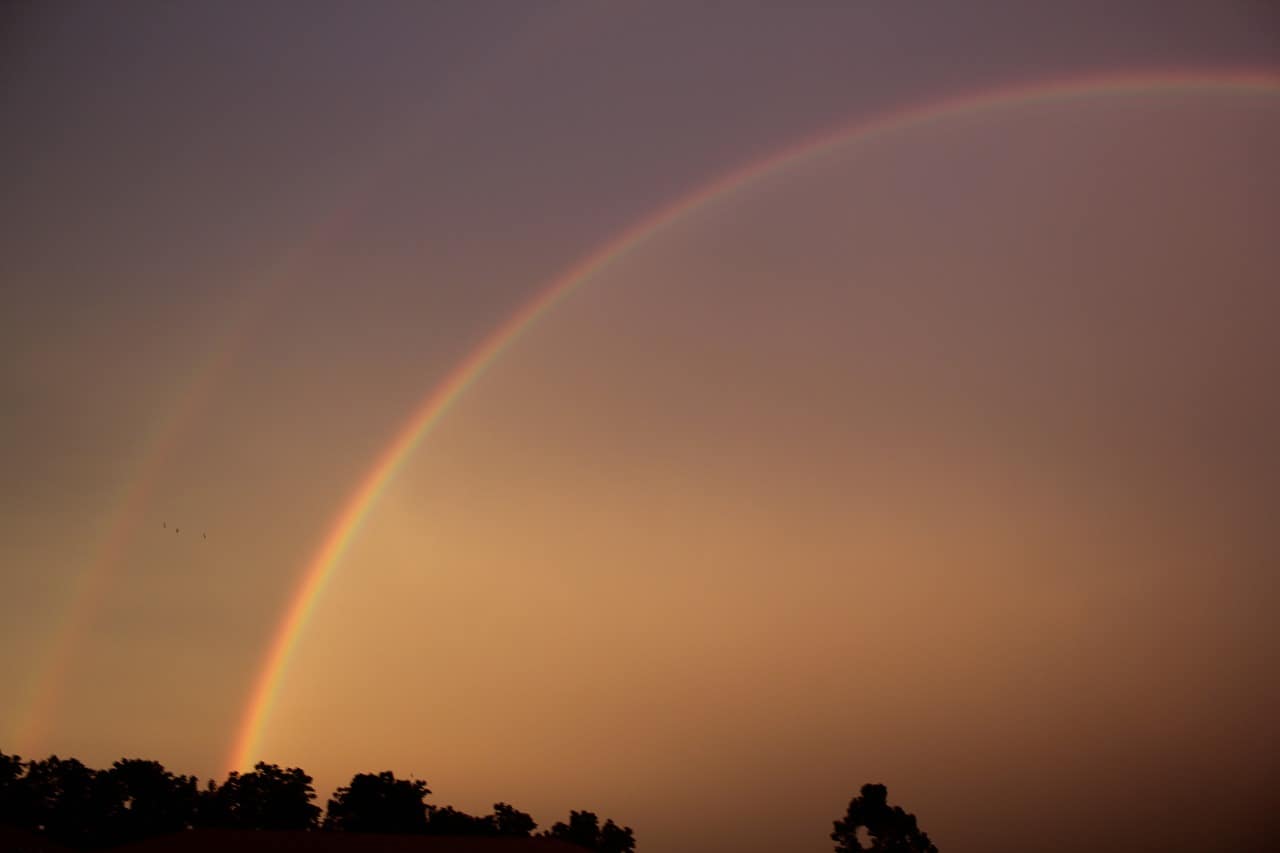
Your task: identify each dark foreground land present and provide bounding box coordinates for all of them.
[2,827,587,853]
[3,751,936,852]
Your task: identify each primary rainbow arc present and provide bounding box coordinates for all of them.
[228,67,1280,772]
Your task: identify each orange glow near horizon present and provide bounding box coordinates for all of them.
[4,7,1279,852]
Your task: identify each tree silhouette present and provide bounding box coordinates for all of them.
[831,783,936,853]
[425,804,492,835]
[199,762,320,830]
[18,755,115,847]
[324,771,429,833]
[491,801,537,836]
[104,758,198,842]
[543,809,636,853]
[2,750,639,849]
[0,751,27,827]
[598,817,637,853]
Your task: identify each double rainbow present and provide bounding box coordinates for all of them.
[43,68,1280,772]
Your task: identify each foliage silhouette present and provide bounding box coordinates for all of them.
[491,801,538,836]
[831,783,937,853]
[2,749,633,849]
[320,769,541,838]
[542,809,636,853]
[195,762,319,831]
[323,770,429,833]
[104,759,198,842]
[21,755,106,847]
[425,804,492,835]
[0,751,27,827]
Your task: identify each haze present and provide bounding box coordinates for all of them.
[3,3,1278,852]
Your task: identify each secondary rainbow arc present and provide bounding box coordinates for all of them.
[9,46,518,753]
[228,67,1280,772]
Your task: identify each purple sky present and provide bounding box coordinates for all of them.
[3,3,1278,852]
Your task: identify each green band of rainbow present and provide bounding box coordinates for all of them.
[228,67,1280,771]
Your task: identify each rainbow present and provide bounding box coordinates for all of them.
[10,25,559,756]
[228,67,1279,771]
[11,374,203,753]
[9,232,338,754]
[10,160,409,755]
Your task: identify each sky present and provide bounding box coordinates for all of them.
[2,2,1278,851]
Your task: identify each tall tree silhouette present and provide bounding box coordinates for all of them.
[18,755,115,847]
[104,758,198,842]
[200,762,320,830]
[324,770,430,833]
[543,810,636,853]
[0,751,26,827]
[831,783,937,853]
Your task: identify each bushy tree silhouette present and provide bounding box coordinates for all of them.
[24,756,108,846]
[3,753,106,844]
[2,749,636,849]
[425,804,492,835]
[324,771,430,833]
[2,753,210,846]
[0,751,27,827]
[104,758,198,841]
[491,801,537,836]
[598,818,637,853]
[543,809,636,853]
[831,783,936,853]
[200,762,319,830]
[321,773,539,838]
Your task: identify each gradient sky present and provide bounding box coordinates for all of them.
[3,3,1279,852]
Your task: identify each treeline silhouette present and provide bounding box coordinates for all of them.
[0,752,635,851]
[4,751,939,852]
